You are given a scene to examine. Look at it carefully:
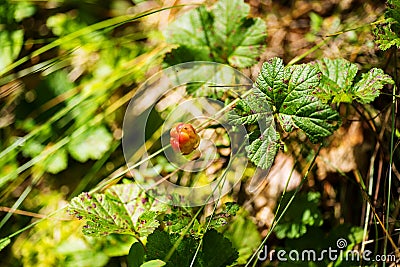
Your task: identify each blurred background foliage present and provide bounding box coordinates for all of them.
[0,0,398,266]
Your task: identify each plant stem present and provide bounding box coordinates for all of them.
[383,50,398,266]
[164,143,243,263]
[288,38,329,66]
[246,145,322,267]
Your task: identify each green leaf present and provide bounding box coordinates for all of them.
[137,211,161,237]
[224,213,261,265]
[374,0,400,50]
[162,207,202,236]
[352,68,394,104]
[145,230,173,262]
[140,260,166,267]
[229,58,341,168]
[316,58,358,103]
[0,30,24,69]
[255,57,286,105]
[43,148,68,174]
[14,1,36,22]
[257,59,321,111]
[145,229,238,267]
[198,229,238,267]
[128,242,145,267]
[164,0,266,68]
[145,230,198,267]
[206,202,240,228]
[68,184,166,237]
[228,91,273,126]
[68,126,113,163]
[245,122,280,170]
[255,57,340,143]
[22,140,45,158]
[228,88,279,170]
[316,58,394,104]
[274,192,323,239]
[211,0,267,67]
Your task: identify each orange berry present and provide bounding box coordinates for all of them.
[169,123,200,155]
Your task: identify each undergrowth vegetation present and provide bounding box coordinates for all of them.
[0,0,399,266]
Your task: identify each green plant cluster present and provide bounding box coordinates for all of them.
[375,0,400,50]
[68,182,241,267]
[228,57,392,170]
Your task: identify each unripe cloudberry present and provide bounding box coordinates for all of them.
[169,123,200,155]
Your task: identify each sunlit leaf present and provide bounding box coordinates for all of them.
[14,1,36,22]
[228,88,279,170]
[352,68,394,104]
[68,126,113,163]
[164,0,266,68]
[245,123,280,170]
[374,0,400,50]
[68,184,167,237]
[206,202,240,228]
[255,57,340,143]
[317,58,394,104]
[0,30,23,69]
[140,260,166,267]
[316,58,358,103]
[43,148,68,174]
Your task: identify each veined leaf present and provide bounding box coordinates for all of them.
[256,57,340,143]
[245,123,280,170]
[257,58,321,111]
[228,87,278,169]
[229,58,341,168]
[206,202,240,229]
[211,0,266,67]
[68,184,167,237]
[316,58,358,103]
[316,58,394,104]
[352,68,394,104]
[374,0,400,50]
[227,90,273,126]
[164,0,266,68]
